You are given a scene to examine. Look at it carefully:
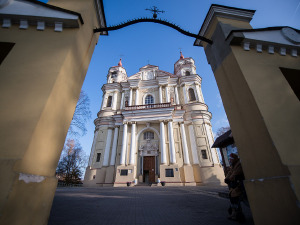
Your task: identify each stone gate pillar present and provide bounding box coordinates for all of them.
[0,0,107,224]
[195,4,300,225]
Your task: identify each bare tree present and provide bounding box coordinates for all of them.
[56,139,87,184]
[68,90,92,137]
[216,126,231,137]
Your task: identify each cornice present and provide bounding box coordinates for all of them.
[0,0,84,31]
[228,27,299,57]
[194,4,255,46]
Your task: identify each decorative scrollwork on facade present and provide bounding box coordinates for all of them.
[138,139,159,156]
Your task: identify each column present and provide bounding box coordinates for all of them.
[110,126,119,166]
[168,120,176,164]
[159,85,163,103]
[120,91,125,109]
[204,123,219,164]
[165,86,170,102]
[103,128,113,166]
[112,91,118,110]
[101,93,107,110]
[188,124,199,164]
[120,123,128,165]
[195,84,203,102]
[129,88,133,106]
[180,123,190,165]
[182,85,188,104]
[175,86,180,105]
[88,130,99,167]
[129,122,137,165]
[135,88,139,105]
[160,121,167,164]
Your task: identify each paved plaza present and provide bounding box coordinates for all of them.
[48,186,254,225]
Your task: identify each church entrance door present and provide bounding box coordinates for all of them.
[143,156,155,183]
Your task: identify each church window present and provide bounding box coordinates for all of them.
[144,131,154,140]
[188,88,196,101]
[111,71,117,78]
[145,95,154,104]
[185,71,190,76]
[120,169,128,176]
[106,96,112,107]
[201,150,208,159]
[96,153,101,162]
[165,169,174,177]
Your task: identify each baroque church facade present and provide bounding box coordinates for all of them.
[84,53,225,186]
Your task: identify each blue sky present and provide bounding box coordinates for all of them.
[41,0,300,157]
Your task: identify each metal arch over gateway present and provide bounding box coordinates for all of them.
[93,18,213,45]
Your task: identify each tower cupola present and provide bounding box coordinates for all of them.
[107,58,128,83]
[174,51,196,76]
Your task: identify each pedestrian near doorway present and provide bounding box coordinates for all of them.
[225,153,246,221]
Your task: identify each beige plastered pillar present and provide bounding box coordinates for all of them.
[0,0,104,224]
[199,5,300,225]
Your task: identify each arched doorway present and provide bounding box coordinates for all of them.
[137,129,159,184]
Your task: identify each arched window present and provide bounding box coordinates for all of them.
[144,131,154,140]
[106,96,112,107]
[188,88,196,101]
[185,71,190,76]
[145,95,154,105]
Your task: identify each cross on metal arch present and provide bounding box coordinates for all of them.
[145,6,165,19]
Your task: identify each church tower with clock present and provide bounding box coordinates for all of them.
[84,52,225,186]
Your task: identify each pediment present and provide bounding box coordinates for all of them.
[140,65,159,70]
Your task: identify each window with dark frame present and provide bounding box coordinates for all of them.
[120,169,128,176]
[201,150,208,159]
[145,94,154,104]
[111,71,117,78]
[106,96,112,107]
[280,67,300,101]
[185,71,191,76]
[165,169,174,177]
[144,131,154,140]
[96,153,101,162]
[0,42,15,65]
[188,88,196,101]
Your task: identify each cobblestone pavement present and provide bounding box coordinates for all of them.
[48,186,254,225]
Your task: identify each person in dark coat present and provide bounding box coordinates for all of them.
[225,153,245,221]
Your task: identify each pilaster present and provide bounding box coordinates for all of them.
[103,127,113,166]
[120,122,128,165]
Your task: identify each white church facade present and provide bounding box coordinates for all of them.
[84,53,225,186]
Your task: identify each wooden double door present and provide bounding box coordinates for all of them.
[143,156,155,183]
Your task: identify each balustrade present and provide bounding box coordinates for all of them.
[124,102,172,111]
